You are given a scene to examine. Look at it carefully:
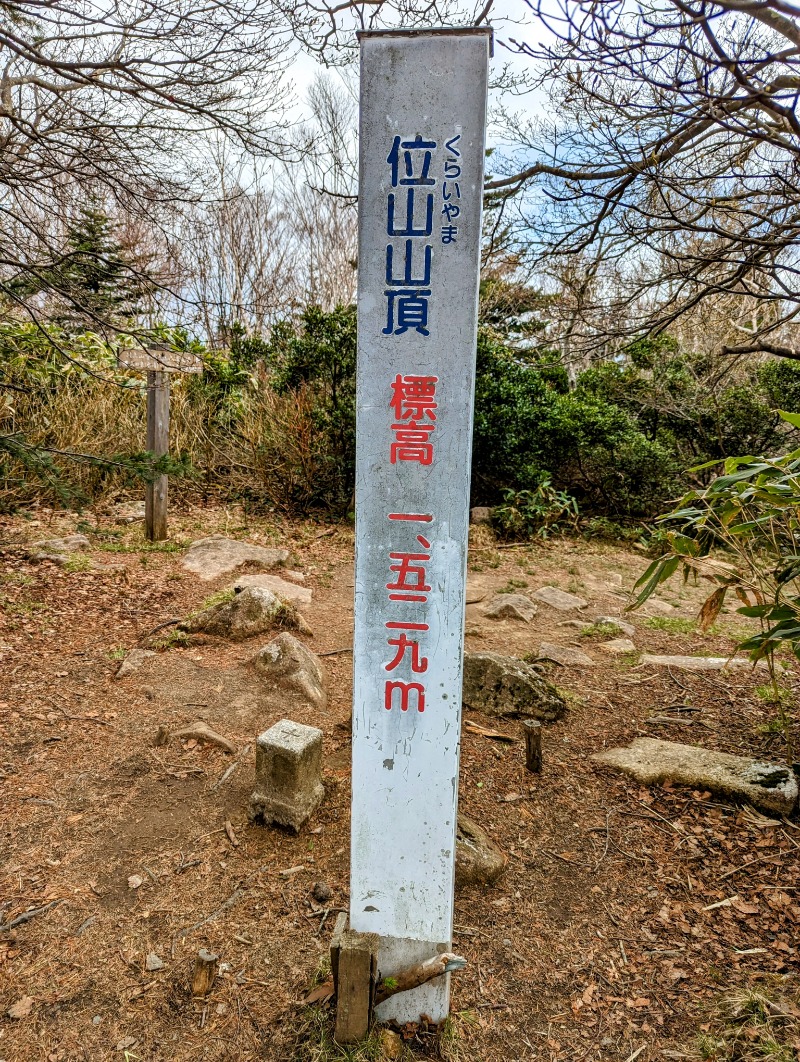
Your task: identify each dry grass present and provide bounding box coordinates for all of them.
[4,369,341,513]
[692,981,800,1061]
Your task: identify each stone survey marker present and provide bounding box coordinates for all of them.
[249,720,324,830]
[350,27,492,1024]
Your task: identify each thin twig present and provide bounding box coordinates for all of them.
[55,706,114,726]
[138,618,182,644]
[211,744,251,792]
[178,889,245,937]
[719,855,777,881]
[1,899,62,931]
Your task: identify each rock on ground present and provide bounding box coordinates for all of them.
[180,586,308,641]
[595,615,636,637]
[483,594,538,623]
[378,1030,404,1060]
[462,652,566,721]
[251,632,327,710]
[232,574,312,607]
[532,585,588,611]
[112,504,146,524]
[598,638,637,656]
[465,582,487,604]
[641,654,762,671]
[31,534,90,553]
[455,813,505,887]
[181,536,289,581]
[537,642,594,667]
[28,534,91,562]
[593,737,798,817]
[639,598,678,617]
[278,569,306,585]
[7,996,34,1020]
[469,506,493,526]
[115,649,156,679]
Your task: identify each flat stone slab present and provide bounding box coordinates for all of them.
[463,652,566,721]
[30,534,90,553]
[281,570,306,585]
[182,536,289,581]
[113,505,146,524]
[115,649,156,679]
[532,586,588,611]
[599,638,638,656]
[537,642,595,667]
[593,737,798,816]
[232,574,312,607]
[465,583,487,604]
[639,598,678,617]
[483,594,538,622]
[28,534,91,562]
[641,654,763,671]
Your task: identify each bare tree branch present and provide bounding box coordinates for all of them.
[491,0,800,358]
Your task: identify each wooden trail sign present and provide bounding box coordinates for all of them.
[350,27,491,1025]
[118,347,202,541]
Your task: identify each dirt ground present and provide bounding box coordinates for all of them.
[1,503,798,1062]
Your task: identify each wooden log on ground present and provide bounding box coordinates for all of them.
[374,952,466,1006]
[524,719,542,773]
[334,930,378,1044]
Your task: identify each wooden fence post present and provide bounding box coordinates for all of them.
[145,369,169,542]
[118,347,201,544]
[524,720,542,773]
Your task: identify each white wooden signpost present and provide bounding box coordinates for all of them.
[118,347,202,541]
[349,27,492,1026]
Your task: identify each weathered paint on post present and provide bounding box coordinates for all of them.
[351,27,491,1024]
[119,349,202,373]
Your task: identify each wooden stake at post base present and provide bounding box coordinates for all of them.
[333,931,378,1045]
[145,370,169,541]
[524,720,542,773]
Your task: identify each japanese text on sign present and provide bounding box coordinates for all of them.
[384,514,433,713]
[390,373,438,465]
[383,134,462,337]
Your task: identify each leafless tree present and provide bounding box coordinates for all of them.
[174,151,299,341]
[0,0,293,334]
[489,1,800,360]
[171,74,357,340]
[278,74,358,310]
